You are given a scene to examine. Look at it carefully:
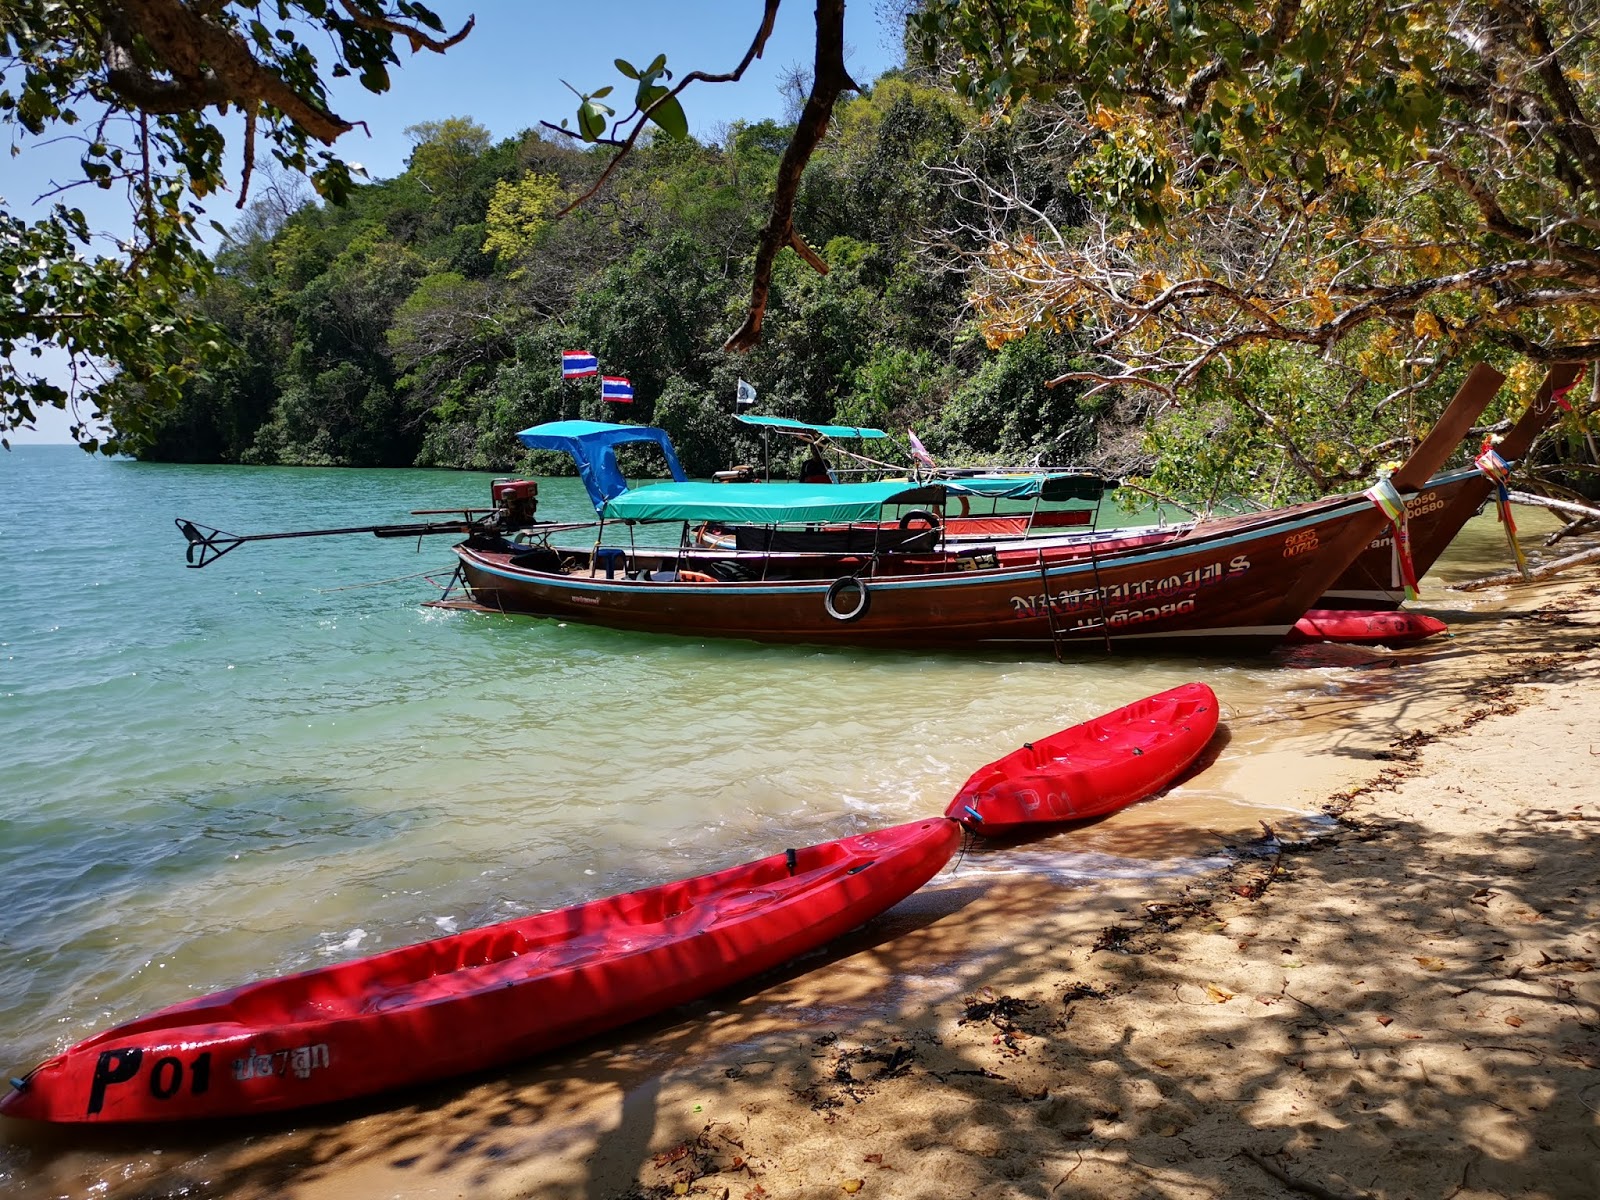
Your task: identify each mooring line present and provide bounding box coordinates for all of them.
[315,568,454,593]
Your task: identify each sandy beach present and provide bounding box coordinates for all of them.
[8,549,1598,1200]
[551,566,1600,1200]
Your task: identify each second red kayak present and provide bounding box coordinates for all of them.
[946,682,1219,833]
[0,819,959,1124]
[1286,609,1448,647]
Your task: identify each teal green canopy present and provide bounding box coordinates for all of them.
[944,473,1114,502]
[735,415,888,440]
[600,480,942,524]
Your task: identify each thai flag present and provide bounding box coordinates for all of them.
[561,350,598,378]
[601,376,634,403]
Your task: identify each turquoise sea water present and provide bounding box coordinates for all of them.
[0,446,1551,1194]
[0,450,1221,1046]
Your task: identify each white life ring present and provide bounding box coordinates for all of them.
[824,576,870,622]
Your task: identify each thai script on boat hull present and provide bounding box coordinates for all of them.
[1008,555,1251,621]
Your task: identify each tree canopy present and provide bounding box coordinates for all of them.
[134,79,1106,481]
[0,0,470,451]
[913,0,1600,401]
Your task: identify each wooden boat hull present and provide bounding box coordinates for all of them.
[946,683,1219,832]
[1286,609,1448,647]
[1323,363,1583,608]
[1319,469,1496,609]
[0,820,960,1123]
[457,492,1410,651]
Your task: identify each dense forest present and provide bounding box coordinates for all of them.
[143,68,1484,502]
[137,75,1105,484]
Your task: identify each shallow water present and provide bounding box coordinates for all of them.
[0,447,1560,1196]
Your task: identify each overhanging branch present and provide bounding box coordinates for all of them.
[725,0,859,350]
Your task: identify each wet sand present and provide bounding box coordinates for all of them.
[6,545,1599,1199]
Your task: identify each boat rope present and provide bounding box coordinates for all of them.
[953,820,978,871]
[1036,549,1065,663]
[315,568,457,593]
[1364,476,1420,602]
[1473,439,1530,581]
[826,441,911,476]
[1086,493,1113,655]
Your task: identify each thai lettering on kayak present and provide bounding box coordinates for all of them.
[1007,555,1250,620]
[233,1042,331,1082]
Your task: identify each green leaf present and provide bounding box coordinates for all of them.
[614,58,639,79]
[577,100,609,140]
[646,93,688,140]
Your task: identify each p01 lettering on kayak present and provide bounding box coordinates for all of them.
[83,1040,330,1116]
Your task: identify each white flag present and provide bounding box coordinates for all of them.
[736,378,757,407]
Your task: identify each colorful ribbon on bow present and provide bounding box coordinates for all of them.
[1364,476,1420,601]
[1474,437,1530,580]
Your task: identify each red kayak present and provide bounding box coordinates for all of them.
[946,683,1219,833]
[1286,609,1448,647]
[0,819,959,1123]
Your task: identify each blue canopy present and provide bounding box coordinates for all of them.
[735,415,888,440]
[516,421,688,512]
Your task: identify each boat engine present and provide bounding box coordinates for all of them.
[491,479,539,530]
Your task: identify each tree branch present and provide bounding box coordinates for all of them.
[548,0,782,215]
[726,0,859,350]
[99,0,472,145]
[335,1,475,54]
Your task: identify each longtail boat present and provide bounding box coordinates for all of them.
[441,364,1503,651]
[947,683,1218,833]
[718,367,1584,612]
[0,819,960,1123]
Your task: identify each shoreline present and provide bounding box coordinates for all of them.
[5,557,1598,1199]
[329,565,1600,1200]
[590,567,1600,1200]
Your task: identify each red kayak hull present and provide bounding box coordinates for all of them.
[1285,609,1448,647]
[946,682,1219,833]
[0,819,959,1124]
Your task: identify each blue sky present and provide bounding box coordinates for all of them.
[7,1,907,444]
